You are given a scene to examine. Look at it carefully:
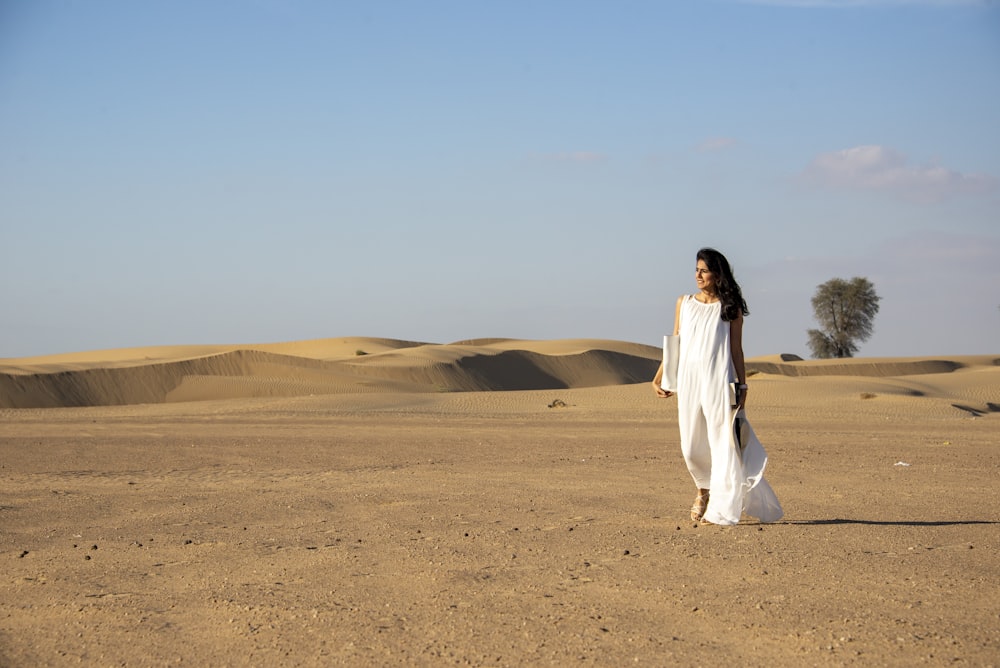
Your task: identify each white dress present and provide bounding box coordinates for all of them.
[676,295,783,525]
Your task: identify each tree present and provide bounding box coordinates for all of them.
[807,277,880,358]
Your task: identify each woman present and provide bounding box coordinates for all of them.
[653,248,783,526]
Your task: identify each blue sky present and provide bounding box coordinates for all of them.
[2,0,998,359]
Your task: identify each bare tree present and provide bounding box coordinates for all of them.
[807,277,881,358]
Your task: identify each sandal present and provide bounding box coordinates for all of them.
[690,491,710,522]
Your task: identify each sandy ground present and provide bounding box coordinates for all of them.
[1,340,998,666]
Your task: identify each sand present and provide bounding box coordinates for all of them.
[1,339,998,665]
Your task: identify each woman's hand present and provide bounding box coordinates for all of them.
[652,380,673,398]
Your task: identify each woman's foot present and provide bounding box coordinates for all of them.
[690,489,710,521]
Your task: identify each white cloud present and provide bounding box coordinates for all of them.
[696,137,739,152]
[802,145,998,201]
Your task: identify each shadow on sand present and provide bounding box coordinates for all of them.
[782,519,998,527]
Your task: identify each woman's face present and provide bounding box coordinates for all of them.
[695,259,716,292]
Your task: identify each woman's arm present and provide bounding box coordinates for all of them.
[652,361,666,396]
[730,312,747,407]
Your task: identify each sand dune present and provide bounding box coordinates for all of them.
[0,338,662,408]
[746,354,997,377]
[1,338,996,409]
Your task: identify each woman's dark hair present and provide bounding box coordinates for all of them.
[697,247,749,322]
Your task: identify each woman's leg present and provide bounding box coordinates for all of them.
[678,402,711,489]
[677,365,712,519]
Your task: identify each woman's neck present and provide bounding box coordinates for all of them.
[697,289,719,303]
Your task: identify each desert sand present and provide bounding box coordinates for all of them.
[1,338,998,666]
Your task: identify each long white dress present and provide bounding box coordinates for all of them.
[676,295,783,525]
